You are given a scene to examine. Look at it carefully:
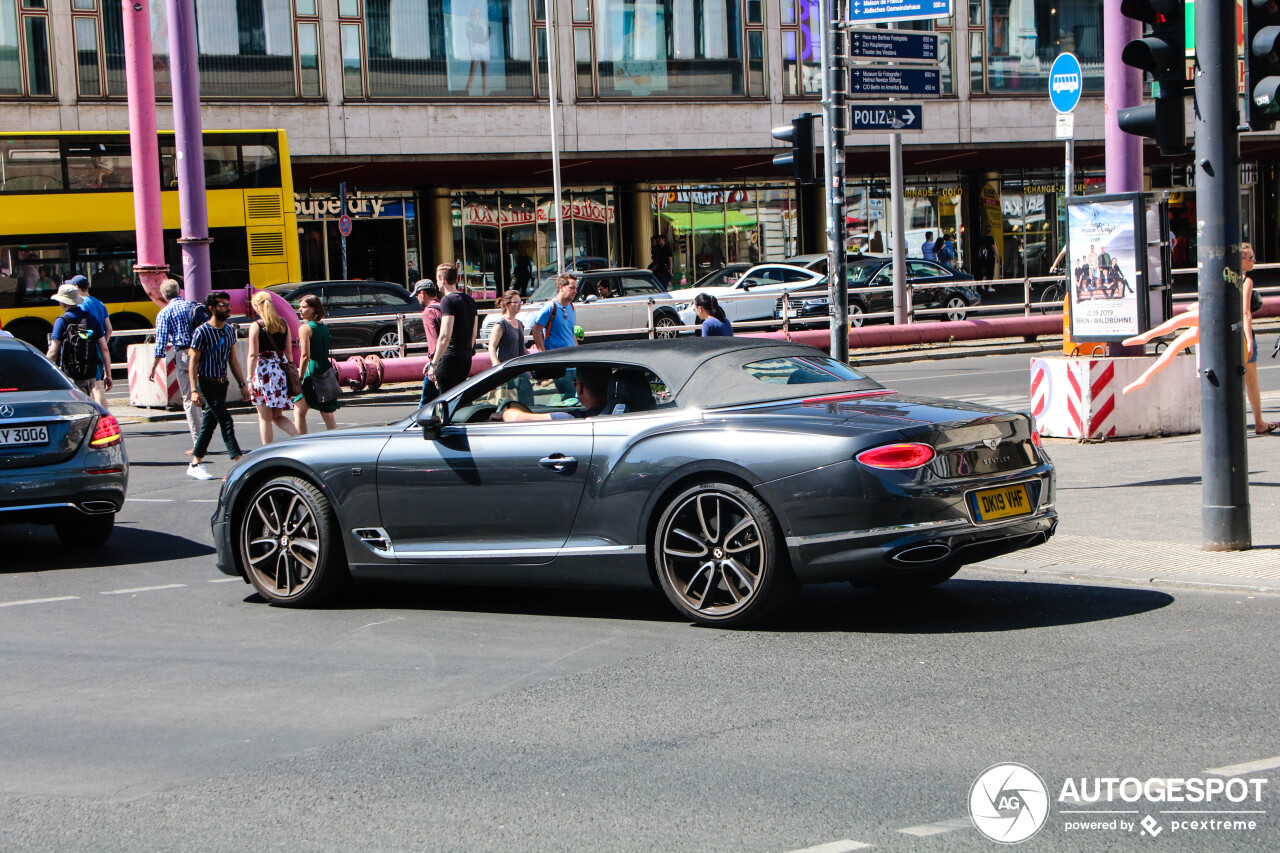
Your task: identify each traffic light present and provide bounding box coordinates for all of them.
[1116,0,1188,155]
[1245,0,1280,131]
[772,113,817,184]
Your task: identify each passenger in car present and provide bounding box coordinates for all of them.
[501,367,608,422]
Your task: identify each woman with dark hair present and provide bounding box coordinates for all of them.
[488,289,533,406]
[293,294,340,434]
[693,292,733,337]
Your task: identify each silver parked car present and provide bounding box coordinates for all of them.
[482,267,681,343]
[0,336,128,546]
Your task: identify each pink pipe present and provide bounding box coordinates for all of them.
[230,287,300,360]
[121,0,168,307]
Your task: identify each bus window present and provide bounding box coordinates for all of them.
[241,144,280,188]
[0,139,63,193]
[66,141,132,190]
[204,146,241,187]
[1,244,70,305]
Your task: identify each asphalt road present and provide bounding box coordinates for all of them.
[2,356,1277,852]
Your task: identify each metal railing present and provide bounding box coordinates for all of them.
[102,263,1280,369]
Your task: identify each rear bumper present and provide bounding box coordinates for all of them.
[0,453,127,525]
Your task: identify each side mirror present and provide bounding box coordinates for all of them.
[418,400,447,440]
[584,294,598,303]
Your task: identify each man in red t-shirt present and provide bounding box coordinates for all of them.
[413,279,442,405]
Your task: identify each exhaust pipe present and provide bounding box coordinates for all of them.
[80,501,117,514]
[890,543,953,565]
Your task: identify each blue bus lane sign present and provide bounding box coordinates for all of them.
[1049,52,1083,114]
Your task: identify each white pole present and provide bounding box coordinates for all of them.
[548,0,566,274]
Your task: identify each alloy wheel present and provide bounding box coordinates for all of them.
[658,489,767,620]
[945,296,968,321]
[376,329,401,359]
[849,303,865,328]
[654,314,679,339]
[242,484,323,600]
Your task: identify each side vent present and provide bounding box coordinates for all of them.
[248,231,286,258]
[245,193,282,221]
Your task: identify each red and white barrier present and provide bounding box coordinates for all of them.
[1030,355,1200,439]
[127,341,248,407]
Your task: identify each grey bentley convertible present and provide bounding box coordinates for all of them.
[212,337,1056,627]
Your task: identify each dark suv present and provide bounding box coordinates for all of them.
[267,280,424,357]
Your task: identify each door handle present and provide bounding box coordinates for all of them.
[539,454,578,474]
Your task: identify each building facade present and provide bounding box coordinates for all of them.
[3,0,1277,292]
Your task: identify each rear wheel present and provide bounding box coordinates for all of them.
[848,302,866,328]
[55,513,114,547]
[944,295,968,322]
[238,475,348,607]
[1037,282,1065,314]
[653,482,795,627]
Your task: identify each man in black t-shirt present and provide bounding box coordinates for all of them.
[649,234,673,287]
[426,263,479,393]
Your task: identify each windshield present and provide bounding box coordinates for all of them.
[848,261,883,285]
[0,346,71,392]
[529,277,566,302]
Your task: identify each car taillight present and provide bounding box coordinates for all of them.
[856,443,935,469]
[1032,430,1042,447]
[90,413,122,448]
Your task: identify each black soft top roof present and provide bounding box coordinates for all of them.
[503,337,882,408]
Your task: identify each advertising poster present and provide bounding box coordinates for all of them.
[1066,195,1147,341]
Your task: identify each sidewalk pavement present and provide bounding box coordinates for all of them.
[108,333,1280,597]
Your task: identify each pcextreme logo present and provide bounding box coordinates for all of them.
[969,763,1050,844]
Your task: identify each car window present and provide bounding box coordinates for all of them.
[322,285,363,311]
[806,259,828,275]
[847,263,880,285]
[579,278,618,301]
[620,275,662,295]
[780,268,814,283]
[363,287,411,307]
[908,261,946,280]
[869,269,891,287]
[0,345,71,392]
[742,356,870,386]
[451,363,673,424]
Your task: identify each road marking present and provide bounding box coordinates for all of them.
[99,584,188,596]
[128,498,175,502]
[188,499,219,503]
[898,817,972,836]
[1206,756,1280,777]
[0,595,80,608]
[784,841,873,853]
[208,578,240,583]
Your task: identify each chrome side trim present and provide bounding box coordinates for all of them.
[787,518,968,547]
[388,544,641,560]
[0,414,93,426]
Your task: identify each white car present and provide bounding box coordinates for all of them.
[674,263,824,329]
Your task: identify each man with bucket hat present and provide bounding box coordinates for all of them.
[45,283,112,397]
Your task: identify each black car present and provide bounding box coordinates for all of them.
[775,258,980,327]
[266,281,425,357]
[211,337,1056,628]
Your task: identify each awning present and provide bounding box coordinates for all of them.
[661,209,757,233]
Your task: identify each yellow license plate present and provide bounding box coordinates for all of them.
[970,483,1033,522]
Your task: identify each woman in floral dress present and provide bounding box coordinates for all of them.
[247,291,299,445]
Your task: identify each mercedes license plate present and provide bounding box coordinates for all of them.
[0,425,49,447]
[970,483,1032,522]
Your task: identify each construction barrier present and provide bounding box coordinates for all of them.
[1029,354,1200,440]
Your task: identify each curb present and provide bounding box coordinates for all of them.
[973,563,1280,596]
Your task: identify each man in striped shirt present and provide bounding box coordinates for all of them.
[148,279,202,452]
[187,291,247,481]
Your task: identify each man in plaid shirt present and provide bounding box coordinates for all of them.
[147,279,203,452]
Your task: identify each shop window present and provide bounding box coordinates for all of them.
[355,0,535,99]
[84,0,322,100]
[977,0,1103,95]
[1,0,52,98]
[579,0,765,99]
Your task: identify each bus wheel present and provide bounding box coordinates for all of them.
[5,319,52,351]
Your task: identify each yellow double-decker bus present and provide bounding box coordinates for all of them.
[0,129,301,352]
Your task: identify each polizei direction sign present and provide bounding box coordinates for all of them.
[848,103,923,132]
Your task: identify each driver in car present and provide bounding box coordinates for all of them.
[501,367,608,422]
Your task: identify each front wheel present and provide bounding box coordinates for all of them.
[653,312,679,339]
[1037,283,1065,314]
[944,295,968,322]
[848,302,866,328]
[238,475,348,607]
[653,482,795,627]
[373,327,402,359]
